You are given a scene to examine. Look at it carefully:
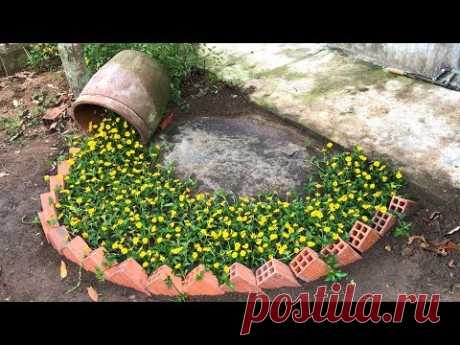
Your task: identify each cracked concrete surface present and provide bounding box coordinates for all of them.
[161,114,318,196]
[203,44,460,197]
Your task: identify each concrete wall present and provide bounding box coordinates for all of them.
[328,43,460,79]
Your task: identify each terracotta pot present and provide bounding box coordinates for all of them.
[71,50,170,144]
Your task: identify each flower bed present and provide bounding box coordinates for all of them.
[40,111,411,296]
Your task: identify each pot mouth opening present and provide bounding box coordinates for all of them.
[72,103,107,134]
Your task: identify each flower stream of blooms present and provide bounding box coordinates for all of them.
[55,112,405,285]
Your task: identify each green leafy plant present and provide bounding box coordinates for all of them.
[25,43,60,71]
[393,220,412,238]
[0,115,21,137]
[95,267,105,282]
[323,255,348,283]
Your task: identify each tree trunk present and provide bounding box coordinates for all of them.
[57,43,90,97]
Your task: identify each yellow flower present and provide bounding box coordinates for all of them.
[135,222,142,229]
[395,171,403,179]
[170,247,183,255]
[326,142,334,149]
[310,210,324,219]
[373,161,381,167]
[307,241,316,248]
[121,248,128,255]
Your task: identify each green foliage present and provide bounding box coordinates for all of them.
[26,43,60,71]
[84,43,212,105]
[323,254,348,283]
[95,267,105,282]
[393,220,412,238]
[0,115,21,137]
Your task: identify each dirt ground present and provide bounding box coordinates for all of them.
[1,69,460,302]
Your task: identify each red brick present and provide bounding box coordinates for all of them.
[40,192,58,223]
[49,174,64,201]
[104,258,150,295]
[146,265,184,296]
[38,211,59,242]
[47,226,70,254]
[182,264,225,296]
[372,211,397,236]
[82,247,112,273]
[255,259,301,289]
[227,262,261,293]
[289,247,330,282]
[389,196,416,215]
[321,237,362,267]
[61,236,91,266]
[57,160,71,176]
[348,221,381,253]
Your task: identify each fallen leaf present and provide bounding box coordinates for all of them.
[448,259,456,268]
[0,172,9,178]
[87,286,98,302]
[12,99,20,107]
[60,260,67,280]
[384,245,392,252]
[407,235,427,246]
[42,104,67,121]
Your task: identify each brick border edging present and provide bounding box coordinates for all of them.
[38,147,416,297]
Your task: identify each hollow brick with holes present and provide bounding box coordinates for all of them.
[348,221,381,253]
[389,196,416,215]
[82,247,112,273]
[49,174,64,201]
[227,262,261,293]
[289,247,330,282]
[61,236,91,266]
[372,211,397,236]
[320,237,362,267]
[104,258,151,295]
[146,265,184,296]
[182,264,225,296]
[255,259,301,289]
[57,160,71,176]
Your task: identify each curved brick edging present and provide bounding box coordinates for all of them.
[38,147,416,297]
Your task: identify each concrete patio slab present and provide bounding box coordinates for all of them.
[203,44,460,197]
